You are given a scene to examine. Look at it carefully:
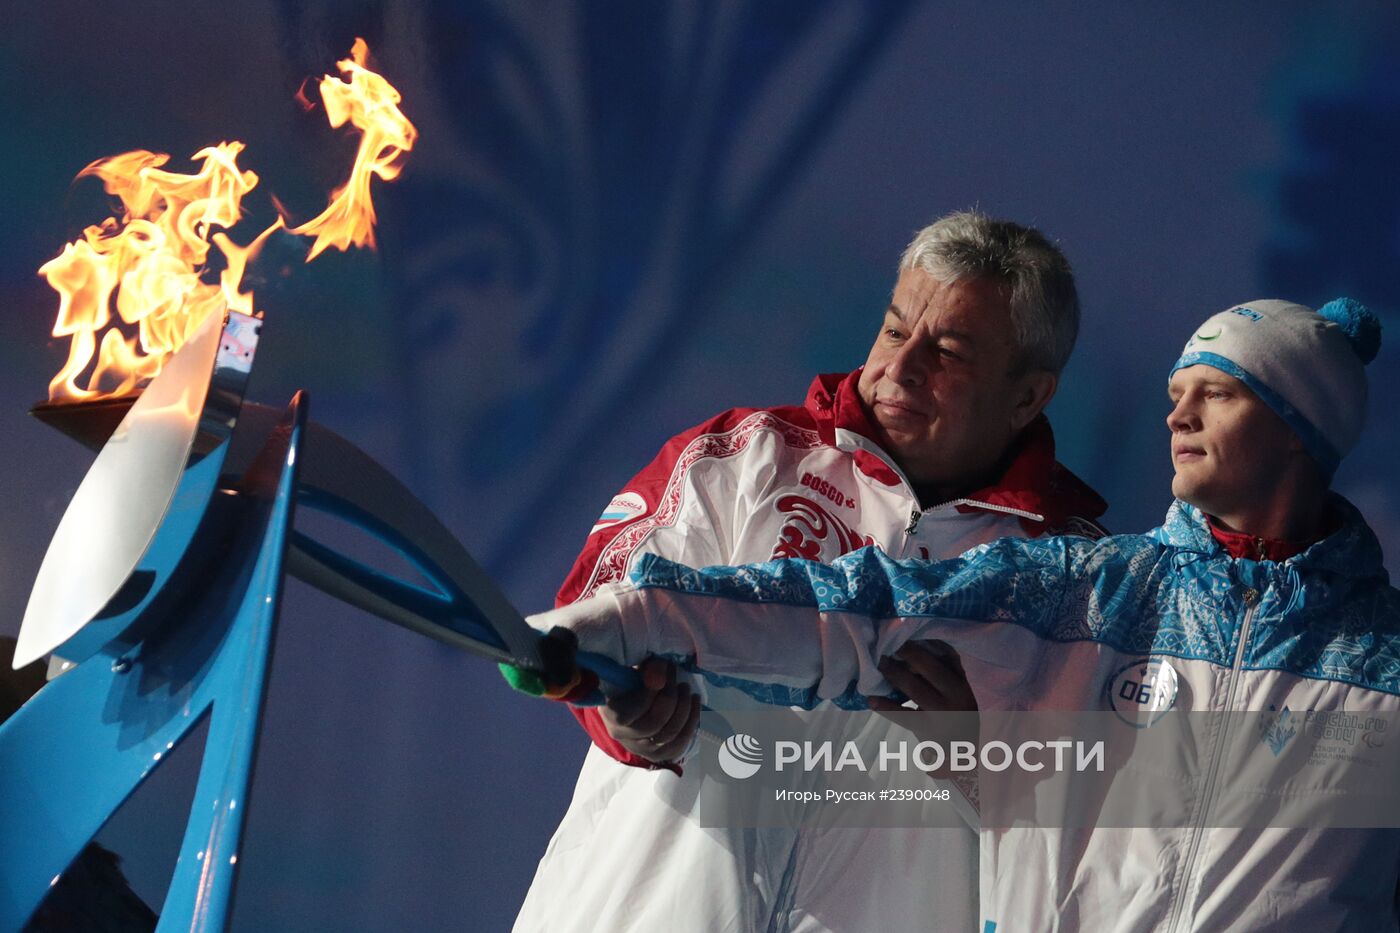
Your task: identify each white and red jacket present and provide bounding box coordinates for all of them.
[514,370,1106,933]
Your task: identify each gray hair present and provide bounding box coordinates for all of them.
[899,211,1079,374]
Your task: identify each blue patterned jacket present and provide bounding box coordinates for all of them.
[539,495,1400,931]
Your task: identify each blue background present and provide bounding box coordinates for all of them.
[3,2,1400,929]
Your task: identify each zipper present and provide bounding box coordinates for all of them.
[905,508,922,536]
[902,499,1047,539]
[1164,585,1259,933]
[936,498,1045,523]
[844,427,1046,542]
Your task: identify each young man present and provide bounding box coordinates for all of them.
[514,212,1106,932]
[534,296,1400,930]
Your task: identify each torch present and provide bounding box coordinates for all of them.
[3,303,642,930]
[0,40,637,932]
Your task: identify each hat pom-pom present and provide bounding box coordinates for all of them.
[1318,297,1381,364]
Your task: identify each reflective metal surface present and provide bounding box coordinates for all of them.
[282,412,544,672]
[4,303,628,929]
[0,391,306,931]
[13,310,261,668]
[31,393,139,450]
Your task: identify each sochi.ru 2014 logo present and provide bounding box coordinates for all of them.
[717,733,764,779]
[1259,704,1297,756]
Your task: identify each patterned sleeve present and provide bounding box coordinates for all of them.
[541,536,1096,709]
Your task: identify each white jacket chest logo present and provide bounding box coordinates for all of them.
[771,494,873,561]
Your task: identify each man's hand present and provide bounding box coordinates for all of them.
[600,657,702,764]
[869,640,978,780]
[868,639,978,714]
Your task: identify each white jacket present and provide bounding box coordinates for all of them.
[514,371,1106,933]
[539,497,1400,932]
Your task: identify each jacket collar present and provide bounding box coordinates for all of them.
[1157,496,1387,581]
[1207,517,1317,562]
[803,371,1108,529]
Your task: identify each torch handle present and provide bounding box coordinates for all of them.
[231,403,649,697]
[574,650,642,700]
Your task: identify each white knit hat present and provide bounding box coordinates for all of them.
[1169,297,1382,475]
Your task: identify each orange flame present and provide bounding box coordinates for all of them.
[41,39,414,402]
[290,37,418,261]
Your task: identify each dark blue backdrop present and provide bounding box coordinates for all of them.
[3,3,1400,929]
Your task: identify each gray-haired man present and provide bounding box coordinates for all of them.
[514,211,1107,932]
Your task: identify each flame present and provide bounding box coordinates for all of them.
[41,143,259,401]
[290,37,418,261]
[40,39,414,402]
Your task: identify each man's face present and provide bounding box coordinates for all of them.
[856,267,1054,494]
[1167,365,1304,520]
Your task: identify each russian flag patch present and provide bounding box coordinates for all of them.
[590,491,647,535]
